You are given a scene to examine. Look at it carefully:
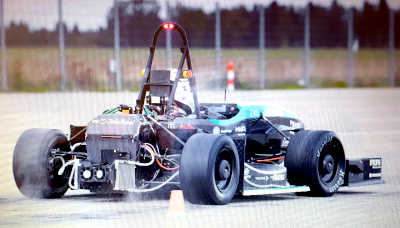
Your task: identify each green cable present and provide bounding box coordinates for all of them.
[103,106,120,114]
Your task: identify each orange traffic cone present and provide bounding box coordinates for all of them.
[168,190,185,216]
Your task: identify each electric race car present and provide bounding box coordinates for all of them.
[13,23,383,205]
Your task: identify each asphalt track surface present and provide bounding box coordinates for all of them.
[0,88,399,228]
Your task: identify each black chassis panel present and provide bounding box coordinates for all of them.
[154,115,297,194]
[156,117,247,150]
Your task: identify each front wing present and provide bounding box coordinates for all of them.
[343,157,383,186]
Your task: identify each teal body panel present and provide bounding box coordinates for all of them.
[209,105,298,127]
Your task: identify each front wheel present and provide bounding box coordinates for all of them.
[13,128,70,198]
[180,134,240,205]
[285,130,346,196]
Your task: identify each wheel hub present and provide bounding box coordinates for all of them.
[323,154,335,174]
[320,153,337,183]
[218,160,231,180]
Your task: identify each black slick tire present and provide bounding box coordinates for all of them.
[180,133,240,205]
[285,130,346,196]
[13,128,70,198]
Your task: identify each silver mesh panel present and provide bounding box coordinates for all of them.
[114,160,135,192]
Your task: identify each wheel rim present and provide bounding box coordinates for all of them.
[318,142,339,184]
[214,147,234,192]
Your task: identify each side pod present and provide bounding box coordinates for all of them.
[343,158,384,186]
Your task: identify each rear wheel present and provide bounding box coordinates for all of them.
[285,130,346,196]
[180,133,240,205]
[13,128,70,198]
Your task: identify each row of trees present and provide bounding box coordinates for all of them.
[5,0,400,48]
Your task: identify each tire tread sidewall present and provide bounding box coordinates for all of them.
[13,128,69,198]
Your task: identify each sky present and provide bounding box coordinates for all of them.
[4,0,400,31]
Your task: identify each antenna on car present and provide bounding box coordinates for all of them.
[224,88,227,103]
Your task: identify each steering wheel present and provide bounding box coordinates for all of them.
[173,100,192,115]
[166,100,192,117]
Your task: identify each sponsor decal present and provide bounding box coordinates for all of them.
[281,138,289,147]
[271,174,285,181]
[167,123,176,130]
[316,136,333,158]
[91,118,136,125]
[235,125,246,133]
[369,173,381,178]
[212,126,232,134]
[328,168,345,193]
[213,127,221,134]
[220,129,232,134]
[369,159,381,169]
[250,110,260,118]
[255,176,268,181]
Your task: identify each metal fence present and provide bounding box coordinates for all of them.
[0,0,398,91]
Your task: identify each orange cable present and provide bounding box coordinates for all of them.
[256,156,285,163]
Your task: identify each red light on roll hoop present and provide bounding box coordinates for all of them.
[162,22,175,30]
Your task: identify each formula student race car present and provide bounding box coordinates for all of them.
[13,23,383,204]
